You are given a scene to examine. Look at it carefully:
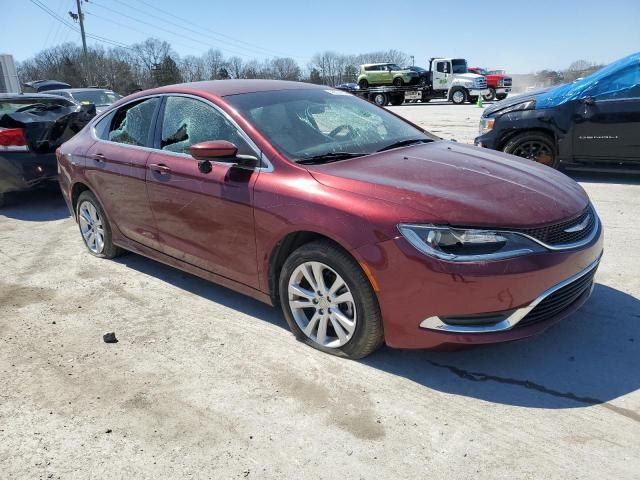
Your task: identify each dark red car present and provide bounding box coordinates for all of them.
[57,80,603,358]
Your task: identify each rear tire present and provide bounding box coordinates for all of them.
[392,77,404,87]
[279,240,384,359]
[373,92,388,107]
[503,132,559,169]
[76,190,123,259]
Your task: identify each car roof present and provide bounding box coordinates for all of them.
[362,63,394,67]
[126,79,326,99]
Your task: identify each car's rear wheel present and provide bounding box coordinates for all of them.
[358,79,369,89]
[503,132,559,168]
[483,88,496,101]
[373,93,388,107]
[496,93,507,100]
[393,77,404,87]
[76,190,122,258]
[279,240,384,359]
[389,94,404,106]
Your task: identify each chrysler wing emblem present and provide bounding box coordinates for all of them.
[564,214,591,233]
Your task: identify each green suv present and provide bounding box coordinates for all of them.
[357,63,418,89]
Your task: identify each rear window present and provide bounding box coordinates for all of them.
[0,97,74,114]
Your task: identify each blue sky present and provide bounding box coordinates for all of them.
[3,0,640,73]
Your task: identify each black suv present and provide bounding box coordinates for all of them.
[475,52,640,172]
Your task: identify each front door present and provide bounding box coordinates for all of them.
[572,64,640,163]
[145,95,260,288]
[433,61,451,91]
[85,96,162,249]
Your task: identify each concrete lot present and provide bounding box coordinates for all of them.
[1,102,639,479]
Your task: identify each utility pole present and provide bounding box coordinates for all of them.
[75,0,89,85]
[410,55,415,66]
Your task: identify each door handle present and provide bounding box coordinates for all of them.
[149,163,172,174]
[93,153,106,162]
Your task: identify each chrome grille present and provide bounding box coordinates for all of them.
[474,77,487,89]
[511,206,597,247]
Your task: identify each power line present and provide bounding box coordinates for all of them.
[89,0,261,59]
[130,0,297,59]
[29,0,133,51]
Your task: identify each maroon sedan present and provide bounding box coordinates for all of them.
[57,80,603,358]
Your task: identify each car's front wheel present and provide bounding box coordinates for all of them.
[483,88,496,101]
[358,79,369,89]
[76,190,122,258]
[450,88,467,104]
[279,240,384,359]
[503,132,559,168]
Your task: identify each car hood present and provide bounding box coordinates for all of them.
[305,141,588,228]
[456,73,484,81]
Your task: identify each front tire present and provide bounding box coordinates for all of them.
[503,132,559,168]
[279,240,384,359]
[483,88,496,101]
[496,93,507,100]
[358,79,369,89]
[450,88,467,104]
[76,190,122,258]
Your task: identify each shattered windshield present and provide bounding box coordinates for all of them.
[225,89,435,162]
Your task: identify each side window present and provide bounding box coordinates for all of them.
[160,96,253,156]
[94,111,115,140]
[108,97,159,146]
[436,62,445,73]
[589,66,640,100]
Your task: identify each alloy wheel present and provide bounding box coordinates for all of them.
[287,261,357,348]
[512,140,554,166]
[452,90,465,104]
[78,200,105,254]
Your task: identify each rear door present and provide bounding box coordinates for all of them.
[145,95,261,288]
[572,64,640,163]
[84,96,162,249]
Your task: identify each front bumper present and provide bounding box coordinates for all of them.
[0,151,58,194]
[470,88,490,96]
[356,223,604,350]
[495,87,511,94]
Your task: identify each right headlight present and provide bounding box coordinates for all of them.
[398,224,546,262]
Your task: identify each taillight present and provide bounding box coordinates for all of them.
[0,127,28,150]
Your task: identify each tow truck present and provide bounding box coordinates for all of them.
[354,57,489,106]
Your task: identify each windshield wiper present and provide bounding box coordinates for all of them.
[377,138,431,152]
[296,152,367,164]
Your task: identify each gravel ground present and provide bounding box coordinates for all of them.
[1,102,639,479]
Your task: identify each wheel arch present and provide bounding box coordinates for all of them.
[70,181,92,218]
[267,230,364,305]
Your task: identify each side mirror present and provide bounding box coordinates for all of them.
[190,140,238,160]
[189,140,259,172]
[583,96,595,106]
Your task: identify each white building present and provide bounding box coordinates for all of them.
[0,54,21,93]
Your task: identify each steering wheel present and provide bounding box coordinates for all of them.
[328,124,356,139]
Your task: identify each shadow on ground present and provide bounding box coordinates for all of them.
[0,188,69,222]
[116,252,640,416]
